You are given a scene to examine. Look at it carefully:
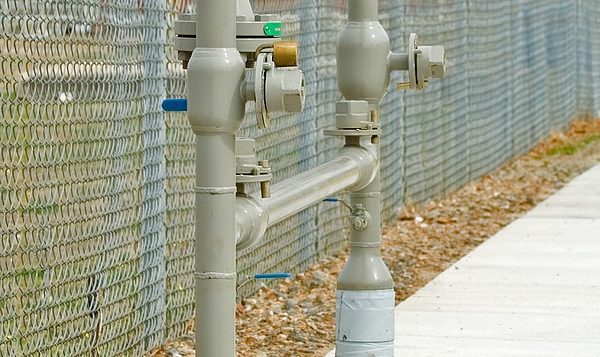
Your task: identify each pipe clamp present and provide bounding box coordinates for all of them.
[195,272,237,280]
[349,241,380,248]
[195,186,237,195]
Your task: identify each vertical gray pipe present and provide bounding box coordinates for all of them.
[196,0,236,48]
[335,0,396,354]
[194,134,237,357]
[348,0,378,21]
[335,118,395,357]
[337,138,393,292]
[190,1,244,356]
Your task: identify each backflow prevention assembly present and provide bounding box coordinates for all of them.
[162,0,446,355]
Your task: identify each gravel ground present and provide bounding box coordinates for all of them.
[150,119,600,357]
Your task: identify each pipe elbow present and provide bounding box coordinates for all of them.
[235,144,378,250]
[236,195,268,251]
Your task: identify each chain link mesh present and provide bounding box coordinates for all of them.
[1,0,600,355]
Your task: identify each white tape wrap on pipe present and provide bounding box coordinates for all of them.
[335,289,395,356]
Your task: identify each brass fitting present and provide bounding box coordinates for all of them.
[273,41,299,67]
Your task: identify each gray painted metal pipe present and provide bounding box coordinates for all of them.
[337,171,393,290]
[338,0,390,103]
[335,114,395,356]
[196,0,236,48]
[335,0,396,355]
[236,145,378,250]
[189,1,244,356]
[194,134,237,357]
[265,146,377,226]
[348,0,378,21]
[390,53,409,72]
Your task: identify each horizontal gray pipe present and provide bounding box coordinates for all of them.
[236,145,378,250]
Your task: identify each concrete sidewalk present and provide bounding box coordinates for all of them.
[327,163,600,357]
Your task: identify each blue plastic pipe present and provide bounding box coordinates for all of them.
[162,98,188,112]
[254,273,292,279]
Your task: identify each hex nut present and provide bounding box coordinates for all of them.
[335,100,370,129]
[235,138,258,171]
[263,56,305,114]
[336,100,370,118]
[427,45,446,79]
[235,138,256,157]
[280,69,305,113]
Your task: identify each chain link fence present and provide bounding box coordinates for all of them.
[2,0,600,355]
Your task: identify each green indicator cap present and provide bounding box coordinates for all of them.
[263,22,282,37]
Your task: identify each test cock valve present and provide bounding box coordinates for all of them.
[173,12,305,129]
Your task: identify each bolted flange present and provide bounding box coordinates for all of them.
[323,100,381,138]
[174,12,284,68]
[397,33,447,90]
[235,138,272,198]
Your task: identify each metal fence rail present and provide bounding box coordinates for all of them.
[1,0,599,355]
